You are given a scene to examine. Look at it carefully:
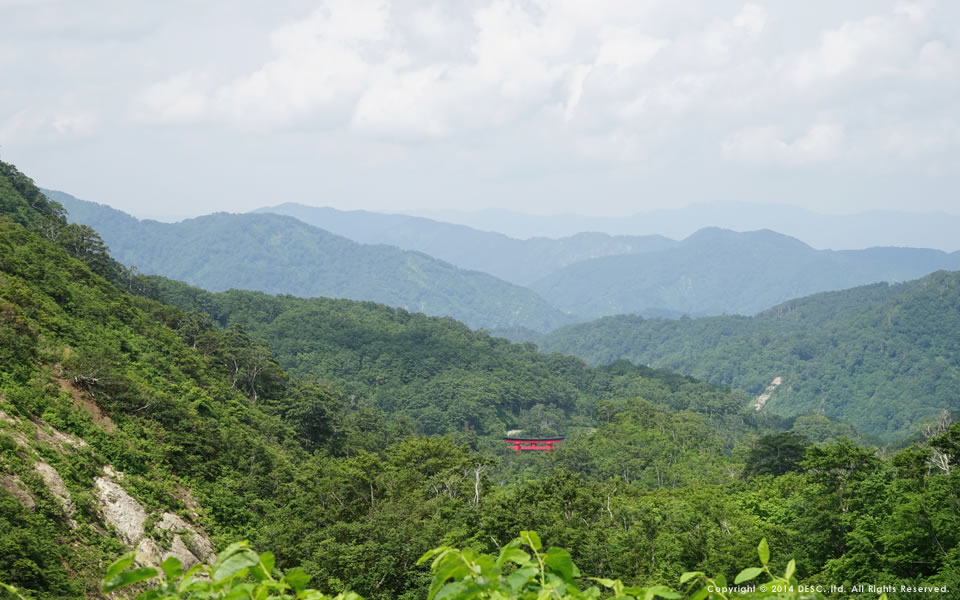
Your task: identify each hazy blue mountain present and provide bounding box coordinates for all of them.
[540,271,960,441]
[415,203,960,252]
[47,190,576,331]
[531,227,960,318]
[253,203,676,285]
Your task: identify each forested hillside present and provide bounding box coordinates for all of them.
[255,203,676,285]
[131,276,761,447]
[531,227,960,318]
[47,191,574,332]
[3,160,959,600]
[541,275,960,440]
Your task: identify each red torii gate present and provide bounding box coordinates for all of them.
[504,437,564,453]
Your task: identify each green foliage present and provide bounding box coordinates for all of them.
[542,273,960,441]
[745,433,811,477]
[97,532,847,600]
[2,161,957,600]
[136,277,753,442]
[97,541,361,600]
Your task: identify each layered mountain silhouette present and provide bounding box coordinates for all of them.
[530,228,960,318]
[253,203,675,285]
[53,191,960,328]
[47,190,574,332]
[413,204,960,252]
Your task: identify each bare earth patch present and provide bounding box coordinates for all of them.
[754,376,783,411]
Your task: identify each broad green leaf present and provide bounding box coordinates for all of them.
[104,552,136,581]
[689,588,709,600]
[428,558,471,600]
[734,567,764,584]
[215,541,251,567]
[222,582,255,600]
[643,586,682,600]
[103,566,159,593]
[520,531,542,552]
[177,564,209,593]
[284,567,312,592]
[621,585,648,596]
[544,547,578,581]
[434,580,474,600]
[160,556,182,581]
[213,549,260,583]
[418,547,451,566]
[258,552,276,578]
[758,538,770,565]
[139,589,165,600]
[582,587,602,600]
[679,572,703,585]
[505,567,540,592]
[590,578,617,589]
[496,547,530,568]
[1,582,26,600]
[473,555,497,578]
[784,559,796,581]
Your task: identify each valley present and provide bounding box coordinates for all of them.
[1,160,958,600]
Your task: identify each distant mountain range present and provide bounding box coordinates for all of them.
[46,190,575,332]
[253,203,675,285]
[51,191,960,330]
[539,271,960,441]
[258,204,960,319]
[529,227,960,318]
[413,204,960,252]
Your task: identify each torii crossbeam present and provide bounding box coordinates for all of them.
[504,437,564,453]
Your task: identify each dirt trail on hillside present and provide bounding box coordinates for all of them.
[754,376,782,411]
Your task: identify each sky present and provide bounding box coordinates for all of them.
[1,0,959,219]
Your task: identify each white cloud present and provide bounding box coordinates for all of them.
[787,7,929,90]
[351,65,450,138]
[722,123,846,165]
[139,72,209,122]
[594,32,669,71]
[0,106,98,143]
[4,0,960,215]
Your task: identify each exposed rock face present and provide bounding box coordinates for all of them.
[0,409,31,448]
[94,467,215,567]
[136,512,216,568]
[156,512,216,563]
[95,476,148,545]
[34,420,88,450]
[0,473,36,509]
[174,484,203,521]
[4,390,216,570]
[34,461,76,520]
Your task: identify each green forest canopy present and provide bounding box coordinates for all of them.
[1,160,958,599]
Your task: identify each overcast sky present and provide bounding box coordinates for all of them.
[2,0,958,219]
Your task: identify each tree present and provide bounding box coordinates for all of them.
[55,223,121,281]
[745,432,811,477]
